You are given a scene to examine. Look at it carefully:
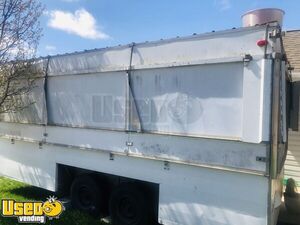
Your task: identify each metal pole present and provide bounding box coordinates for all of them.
[270,55,281,178]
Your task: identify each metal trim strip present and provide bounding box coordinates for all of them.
[0,135,267,177]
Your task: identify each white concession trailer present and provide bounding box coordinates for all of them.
[0,22,295,225]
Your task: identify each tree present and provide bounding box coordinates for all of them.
[0,0,43,114]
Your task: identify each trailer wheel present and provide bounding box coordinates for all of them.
[109,183,150,225]
[70,175,103,217]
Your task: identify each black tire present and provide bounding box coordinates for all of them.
[70,175,103,217]
[109,183,150,225]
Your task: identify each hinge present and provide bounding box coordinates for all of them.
[124,149,129,155]
[265,53,273,59]
[243,54,253,66]
[272,52,283,60]
[109,153,114,161]
[256,156,267,162]
[164,161,170,170]
[269,29,281,39]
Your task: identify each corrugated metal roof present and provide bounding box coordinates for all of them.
[283,30,300,73]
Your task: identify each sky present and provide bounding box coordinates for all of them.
[38,0,300,56]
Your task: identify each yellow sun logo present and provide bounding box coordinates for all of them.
[42,197,64,218]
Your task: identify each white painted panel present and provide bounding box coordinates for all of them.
[47,26,268,74]
[242,59,272,143]
[46,126,128,153]
[0,26,274,143]
[260,59,273,141]
[131,63,244,138]
[46,125,267,172]
[0,138,269,225]
[132,27,267,69]
[0,122,45,141]
[158,164,268,225]
[0,123,267,172]
[0,139,55,190]
[48,46,131,75]
[242,60,262,143]
[57,147,268,225]
[47,72,127,130]
[0,78,47,124]
[129,132,267,172]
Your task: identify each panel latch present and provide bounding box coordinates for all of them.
[243,54,253,66]
[256,156,267,162]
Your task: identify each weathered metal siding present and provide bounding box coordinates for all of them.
[286,129,300,186]
[286,90,300,186]
[283,30,300,186]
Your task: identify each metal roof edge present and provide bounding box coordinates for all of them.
[36,24,269,61]
[285,29,300,33]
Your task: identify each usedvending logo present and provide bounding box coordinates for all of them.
[1,196,64,223]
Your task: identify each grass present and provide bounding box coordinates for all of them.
[0,177,106,225]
